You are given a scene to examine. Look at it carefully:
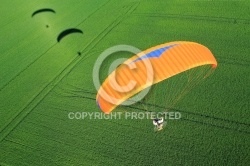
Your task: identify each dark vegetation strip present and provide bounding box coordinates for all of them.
[132,13,250,25]
[217,57,250,67]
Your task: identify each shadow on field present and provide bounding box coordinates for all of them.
[31,8,56,17]
[57,28,83,42]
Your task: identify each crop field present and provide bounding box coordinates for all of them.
[0,0,250,165]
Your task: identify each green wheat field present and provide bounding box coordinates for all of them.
[0,0,249,165]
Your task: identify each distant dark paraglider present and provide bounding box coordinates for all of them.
[57,28,83,42]
[31,8,56,17]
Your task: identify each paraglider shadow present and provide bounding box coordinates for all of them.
[57,28,83,42]
[32,8,56,17]
[31,8,56,28]
[56,28,84,55]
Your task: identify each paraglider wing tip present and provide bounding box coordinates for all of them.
[96,97,101,109]
[211,63,217,68]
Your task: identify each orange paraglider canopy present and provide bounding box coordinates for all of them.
[96,41,217,114]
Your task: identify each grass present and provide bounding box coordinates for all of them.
[0,0,249,165]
